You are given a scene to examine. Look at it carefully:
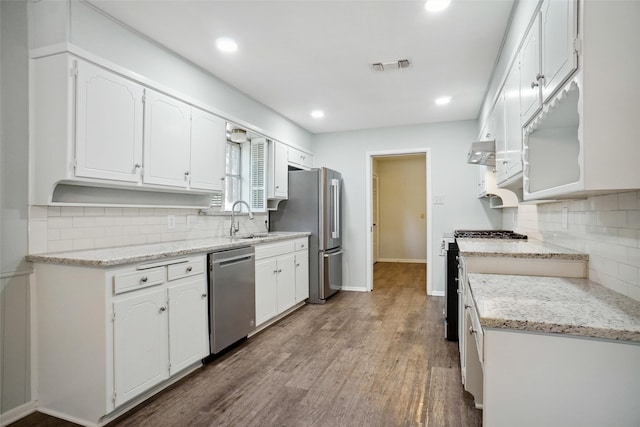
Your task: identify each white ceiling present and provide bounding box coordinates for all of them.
[89,0,514,134]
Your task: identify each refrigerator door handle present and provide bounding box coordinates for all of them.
[331,178,340,239]
[324,250,344,258]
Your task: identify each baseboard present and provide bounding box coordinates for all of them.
[0,401,36,427]
[377,258,427,264]
[341,286,368,292]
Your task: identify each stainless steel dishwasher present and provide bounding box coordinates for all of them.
[208,246,256,354]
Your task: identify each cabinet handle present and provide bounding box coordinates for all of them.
[160,306,167,312]
[140,276,148,283]
[469,326,476,335]
[536,73,544,81]
[530,81,539,89]
[275,185,280,189]
[201,293,207,299]
[134,163,141,169]
[465,304,471,309]
[296,263,300,267]
[278,269,282,273]
[186,266,193,272]
[273,270,278,274]
[185,171,190,176]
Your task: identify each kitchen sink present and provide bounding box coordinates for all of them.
[235,233,270,239]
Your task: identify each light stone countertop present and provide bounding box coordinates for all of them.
[26,232,310,267]
[467,273,640,343]
[457,238,589,261]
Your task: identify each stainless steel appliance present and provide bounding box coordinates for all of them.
[269,167,342,304]
[444,230,527,341]
[208,246,256,354]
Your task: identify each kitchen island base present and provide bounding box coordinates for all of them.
[483,329,640,427]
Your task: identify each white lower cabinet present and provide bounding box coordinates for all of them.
[34,255,208,426]
[113,288,169,406]
[255,238,309,327]
[294,244,309,303]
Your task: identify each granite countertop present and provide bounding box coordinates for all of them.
[467,273,640,343]
[457,238,589,261]
[26,232,311,267]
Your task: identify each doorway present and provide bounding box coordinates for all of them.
[365,148,432,294]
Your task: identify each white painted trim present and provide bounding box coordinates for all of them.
[431,290,445,297]
[377,258,427,264]
[365,148,433,295]
[341,286,368,292]
[0,401,36,427]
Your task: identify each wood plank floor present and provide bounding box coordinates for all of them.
[10,262,481,427]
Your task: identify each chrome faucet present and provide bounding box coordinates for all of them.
[230,200,254,237]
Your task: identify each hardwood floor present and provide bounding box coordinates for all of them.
[10,262,481,427]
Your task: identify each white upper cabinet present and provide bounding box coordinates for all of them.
[143,90,192,188]
[519,13,542,126]
[540,0,578,102]
[523,1,640,199]
[268,140,288,200]
[500,62,523,186]
[492,91,506,182]
[189,108,226,192]
[75,60,144,183]
[287,146,314,170]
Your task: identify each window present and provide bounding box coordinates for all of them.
[223,134,267,213]
[224,141,242,211]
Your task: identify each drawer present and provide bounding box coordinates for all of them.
[255,241,295,260]
[466,289,484,365]
[294,238,308,252]
[113,267,165,294]
[167,257,205,281]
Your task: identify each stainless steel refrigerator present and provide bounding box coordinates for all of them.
[269,167,342,304]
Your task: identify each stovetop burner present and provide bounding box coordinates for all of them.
[454,229,528,239]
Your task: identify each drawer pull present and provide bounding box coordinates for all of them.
[201,293,207,299]
[140,276,148,283]
[186,266,193,272]
[160,306,167,312]
[469,326,476,335]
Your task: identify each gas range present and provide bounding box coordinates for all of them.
[454,229,528,240]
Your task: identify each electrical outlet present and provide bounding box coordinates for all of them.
[168,215,176,229]
[562,207,569,229]
[187,215,196,229]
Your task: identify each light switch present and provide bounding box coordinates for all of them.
[434,195,445,205]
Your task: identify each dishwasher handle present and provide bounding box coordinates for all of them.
[211,253,254,266]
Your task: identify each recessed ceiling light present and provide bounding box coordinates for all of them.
[216,37,238,53]
[435,96,452,106]
[311,110,325,119]
[425,0,451,13]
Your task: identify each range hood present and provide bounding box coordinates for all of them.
[467,140,496,166]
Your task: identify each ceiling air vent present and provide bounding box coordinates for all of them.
[371,59,411,72]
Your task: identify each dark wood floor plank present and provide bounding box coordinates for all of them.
[11,262,481,427]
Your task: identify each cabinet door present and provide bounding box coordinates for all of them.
[277,253,296,312]
[167,277,208,375]
[113,288,169,406]
[541,0,577,102]
[492,93,507,183]
[295,251,309,303]
[75,60,143,183]
[255,258,278,326]
[520,13,542,126]
[143,90,192,187]
[190,108,226,191]
[501,63,523,184]
[269,141,288,199]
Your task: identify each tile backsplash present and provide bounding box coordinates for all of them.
[29,206,268,254]
[503,191,640,301]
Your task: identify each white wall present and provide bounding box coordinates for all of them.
[504,191,640,301]
[1,0,32,419]
[376,155,426,262]
[312,120,502,294]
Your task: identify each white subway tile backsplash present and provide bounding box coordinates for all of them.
[83,207,105,216]
[48,240,73,252]
[72,217,95,227]
[48,217,73,229]
[510,191,640,302]
[60,207,84,217]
